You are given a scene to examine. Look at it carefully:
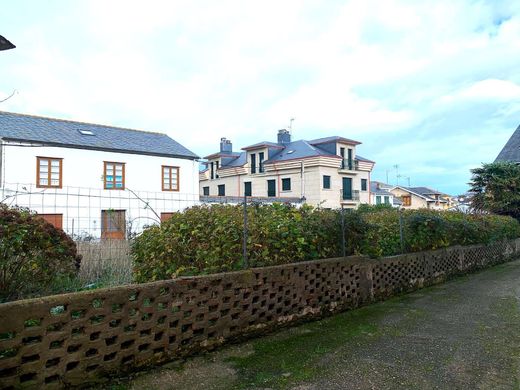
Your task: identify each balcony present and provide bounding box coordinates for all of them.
[340,189,360,202]
[339,159,359,171]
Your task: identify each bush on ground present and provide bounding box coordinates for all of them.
[132,204,520,282]
[0,204,81,302]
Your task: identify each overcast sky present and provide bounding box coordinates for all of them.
[2,0,520,194]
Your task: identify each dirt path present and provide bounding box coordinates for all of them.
[109,260,520,390]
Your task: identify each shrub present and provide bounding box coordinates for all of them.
[0,205,81,302]
[132,204,520,283]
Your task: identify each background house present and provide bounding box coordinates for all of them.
[199,130,375,209]
[370,181,399,207]
[389,186,449,210]
[0,111,200,239]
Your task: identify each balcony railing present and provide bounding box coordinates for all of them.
[340,189,360,201]
[340,159,359,171]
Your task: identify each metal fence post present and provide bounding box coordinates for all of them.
[243,193,248,269]
[341,206,346,257]
[399,207,405,253]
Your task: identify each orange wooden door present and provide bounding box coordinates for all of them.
[101,210,126,239]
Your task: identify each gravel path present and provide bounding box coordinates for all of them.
[112,260,520,390]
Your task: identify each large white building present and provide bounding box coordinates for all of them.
[0,111,199,238]
[199,130,375,209]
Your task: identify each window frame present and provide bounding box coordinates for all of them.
[361,178,367,191]
[203,186,210,196]
[218,184,225,196]
[281,178,291,191]
[384,195,390,205]
[244,181,252,197]
[267,179,276,197]
[161,165,180,192]
[323,175,331,189]
[103,161,126,190]
[402,195,412,206]
[376,195,382,205]
[250,153,257,174]
[38,213,63,229]
[36,156,63,189]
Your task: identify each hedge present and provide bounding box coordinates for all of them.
[132,204,520,283]
[0,204,82,302]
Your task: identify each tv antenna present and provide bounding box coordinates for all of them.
[288,118,295,133]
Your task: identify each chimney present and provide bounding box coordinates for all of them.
[220,137,232,153]
[277,129,291,145]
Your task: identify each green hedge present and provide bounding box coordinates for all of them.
[0,205,82,302]
[132,204,520,282]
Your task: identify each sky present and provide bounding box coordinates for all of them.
[1,0,520,195]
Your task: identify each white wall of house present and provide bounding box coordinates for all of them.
[0,141,200,237]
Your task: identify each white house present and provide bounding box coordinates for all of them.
[370,181,399,207]
[0,111,199,239]
[199,130,375,209]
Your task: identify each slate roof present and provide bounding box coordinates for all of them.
[242,141,284,150]
[205,134,374,166]
[496,125,520,163]
[265,140,337,163]
[0,111,199,159]
[221,152,247,168]
[370,181,393,196]
[308,136,361,146]
[395,186,448,203]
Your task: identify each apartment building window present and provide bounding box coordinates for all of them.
[244,181,252,197]
[203,186,209,196]
[402,195,411,206]
[376,195,382,205]
[251,153,257,174]
[259,152,265,173]
[267,179,276,197]
[323,175,331,189]
[282,178,291,191]
[104,162,125,190]
[37,157,62,188]
[384,196,390,205]
[361,178,367,191]
[162,166,179,191]
[218,184,225,196]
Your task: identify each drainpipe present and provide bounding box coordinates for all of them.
[300,160,305,202]
[0,138,3,189]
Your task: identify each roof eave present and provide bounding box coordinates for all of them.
[2,138,200,160]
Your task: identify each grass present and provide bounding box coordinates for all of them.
[225,302,396,389]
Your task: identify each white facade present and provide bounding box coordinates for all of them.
[0,140,200,238]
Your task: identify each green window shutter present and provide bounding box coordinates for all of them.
[267,180,276,197]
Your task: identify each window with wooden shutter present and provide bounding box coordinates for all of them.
[162,166,179,191]
[37,157,62,188]
[104,162,125,190]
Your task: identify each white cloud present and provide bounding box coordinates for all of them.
[1,0,520,194]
